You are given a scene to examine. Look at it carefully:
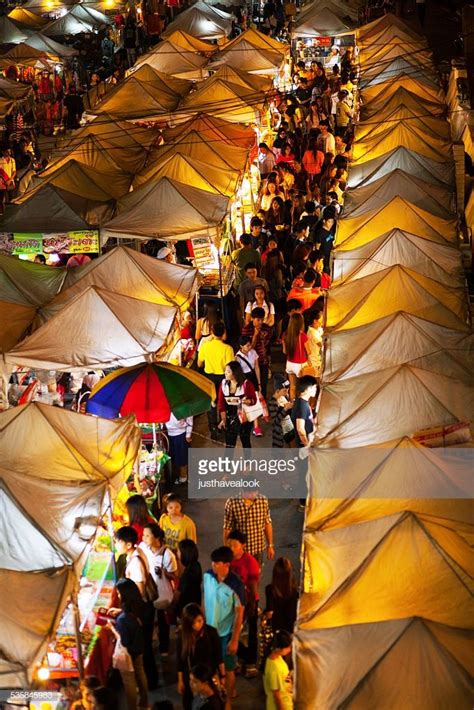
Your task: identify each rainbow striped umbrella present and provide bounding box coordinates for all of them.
[86,362,215,423]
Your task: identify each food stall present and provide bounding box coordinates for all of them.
[0,230,100,264]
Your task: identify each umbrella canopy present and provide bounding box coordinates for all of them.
[87,361,215,422]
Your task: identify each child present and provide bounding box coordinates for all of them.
[165,414,193,484]
[263,630,293,709]
[236,335,263,437]
[159,493,197,553]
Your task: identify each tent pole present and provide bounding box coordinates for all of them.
[72,589,85,680]
[216,228,226,328]
[106,484,118,580]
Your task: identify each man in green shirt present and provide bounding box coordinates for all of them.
[231,234,261,286]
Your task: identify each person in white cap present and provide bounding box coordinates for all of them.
[156,246,175,263]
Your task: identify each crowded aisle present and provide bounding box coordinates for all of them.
[0,1,472,709]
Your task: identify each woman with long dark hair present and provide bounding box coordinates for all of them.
[265,196,289,234]
[174,540,202,618]
[176,604,224,710]
[264,557,299,633]
[260,179,285,212]
[189,664,225,709]
[217,361,257,449]
[195,301,222,348]
[302,138,325,186]
[125,495,155,543]
[283,313,309,399]
[108,578,149,710]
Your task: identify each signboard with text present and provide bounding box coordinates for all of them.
[0,231,100,255]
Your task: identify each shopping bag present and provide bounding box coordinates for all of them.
[242,398,264,422]
[112,638,134,672]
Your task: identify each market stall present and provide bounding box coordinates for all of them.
[292,2,355,70]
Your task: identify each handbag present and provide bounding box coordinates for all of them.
[134,551,159,604]
[154,548,178,610]
[112,638,134,672]
[242,397,264,422]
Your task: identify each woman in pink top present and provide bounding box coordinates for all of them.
[302,139,325,188]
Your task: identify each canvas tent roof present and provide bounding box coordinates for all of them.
[24,31,78,57]
[140,130,248,176]
[43,134,131,177]
[180,78,261,123]
[162,0,232,40]
[0,402,140,687]
[54,116,159,173]
[301,512,473,625]
[23,0,75,11]
[315,364,473,447]
[40,245,199,316]
[7,7,47,28]
[0,253,65,308]
[346,146,455,189]
[209,65,274,92]
[343,170,455,218]
[134,151,239,195]
[209,39,283,74]
[360,37,432,69]
[332,229,462,286]
[351,122,452,163]
[355,104,451,142]
[0,15,30,43]
[336,197,457,248]
[6,286,178,370]
[131,39,209,80]
[360,85,446,120]
[326,265,467,332]
[0,42,52,69]
[359,56,439,89]
[361,76,445,110]
[89,64,191,118]
[220,27,287,54]
[103,176,229,240]
[295,618,474,710]
[0,76,33,118]
[355,12,420,40]
[20,158,129,201]
[0,183,112,232]
[293,5,353,36]
[304,437,474,532]
[163,112,256,148]
[163,29,217,53]
[43,12,97,36]
[0,301,37,351]
[322,312,472,382]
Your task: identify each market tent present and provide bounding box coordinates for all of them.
[343,170,455,218]
[322,312,472,382]
[40,245,199,315]
[0,183,112,232]
[24,31,79,57]
[139,130,248,178]
[315,364,473,447]
[295,618,474,710]
[70,4,111,26]
[358,23,427,51]
[0,15,30,43]
[163,112,256,148]
[355,12,420,40]
[179,77,261,123]
[293,5,354,36]
[162,0,232,41]
[0,253,66,308]
[0,402,140,687]
[325,265,467,331]
[0,301,37,351]
[361,76,445,110]
[332,229,462,285]
[0,42,52,69]
[355,104,451,142]
[298,0,360,22]
[133,151,240,195]
[209,29,286,74]
[23,0,75,11]
[131,38,209,80]
[360,85,446,120]
[42,12,98,36]
[359,56,439,89]
[89,64,191,118]
[336,197,458,248]
[220,27,287,54]
[0,76,33,119]
[6,286,178,370]
[102,176,229,240]
[301,512,473,625]
[357,38,433,66]
[351,122,452,163]
[20,158,130,201]
[54,116,160,174]
[8,7,48,29]
[304,438,473,529]
[346,146,455,188]
[209,65,274,92]
[43,133,129,176]
[163,29,217,53]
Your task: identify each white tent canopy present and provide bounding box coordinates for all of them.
[322,312,473,382]
[293,5,354,37]
[295,618,474,710]
[0,403,140,687]
[162,0,232,40]
[332,230,462,286]
[6,286,178,370]
[346,146,455,189]
[315,364,473,447]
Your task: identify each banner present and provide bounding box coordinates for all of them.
[0,231,100,255]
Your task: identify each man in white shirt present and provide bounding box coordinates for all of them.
[316,120,336,155]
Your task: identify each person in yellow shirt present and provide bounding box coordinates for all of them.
[159,493,197,553]
[198,321,234,437]
[264,630,293,709]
